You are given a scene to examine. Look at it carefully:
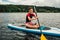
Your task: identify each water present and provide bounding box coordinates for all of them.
[0,13,60,40]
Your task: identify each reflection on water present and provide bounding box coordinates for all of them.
[0,13,60,40]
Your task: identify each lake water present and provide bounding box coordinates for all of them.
[0,13,60,40]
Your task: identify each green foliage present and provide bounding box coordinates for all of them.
[0,5,60,13]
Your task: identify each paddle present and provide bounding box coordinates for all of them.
[34,6,47,40]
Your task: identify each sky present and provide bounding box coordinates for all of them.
[0,0,60,8]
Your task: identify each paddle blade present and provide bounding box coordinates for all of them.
[40,34,47,40]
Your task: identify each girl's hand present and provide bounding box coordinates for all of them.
[32,18,36,20]
[36,16,38,19]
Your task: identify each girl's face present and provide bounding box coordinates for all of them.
[29,9,33,14]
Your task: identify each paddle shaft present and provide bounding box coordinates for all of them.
[34,6,42,33]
